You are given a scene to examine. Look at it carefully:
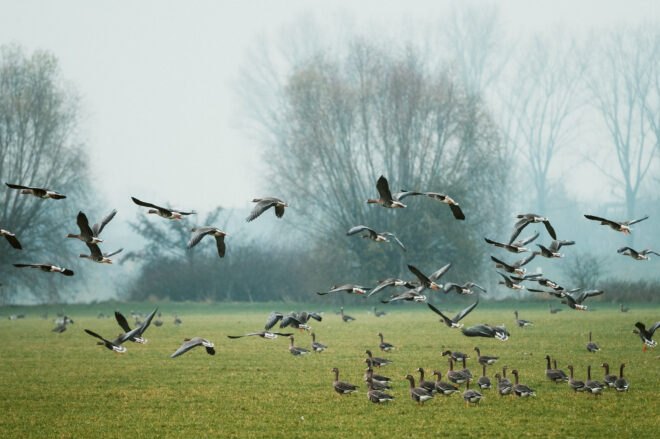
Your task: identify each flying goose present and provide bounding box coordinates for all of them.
[311,333,327,352]
[511,370,536,397]
[461,324,510,341]
[227,330,293,339]
[366,378,393,403]
[317,284,371,296]
[613,363,629,392]
[114,308,158,343]
[0,229,22,249]
[381,286,427,303]
[473,347,498,366]
[600,363,617,388]
[484,232,539,253]
[331,368,358,395]
[462,379,484,406]
[584,365,604,395]
[428,299,478,328]
[544,355,568,383]
[534,240,575,258]
[632,321,659,348]
[586,332,600,352]
[84,326,142,353]
[514,311,533,328]
[423,192,465,220]
[131,197,194,219]
[67,210,117,243]
[404,375,434,405]
[431,370,460,396]
[561,290,604,311]
[377,333,395,352]
[584,214,648,234]
[366,176,406,208]
[13,263,73,276]
[5,182,66,199]
[407,264,443,290]
[509,214,556,244]
[79,243,123,264]
[346,226,406,251]
[288,336,310,356]
[617,247,659,261]
[171,337,215,358]
[367,279,417,298]
[498,272,525,290]
[443,282,486,295]
[187,227,228,257]
[490,253,536,276]
[246,197,288,222]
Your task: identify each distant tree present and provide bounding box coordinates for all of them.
[0,44,92,303]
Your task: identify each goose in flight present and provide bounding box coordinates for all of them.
[427,299,478,328]
[346,226,406,251]
[443,282,486,295]
[13,263,73,276]
[366,176,406,208]
[633,321,659,348]
[246,197,288,222]
[5,182,66,199]
[424,192,465,220]
[561,289,604,310]
[227,330,293,339]
[408,264,443,290]
[498,272,525,290]
[367,278,417,298]
[171,337,215,358]
[381,286,427,304]
[84,326,142,353]
[79,243,123,264]
[484,232,539,253]
[462,324,510,341]
[67,210,117,244]
[617,247,659,261]
[188,227,227,258]
[490,253,535,276]
[0,229,22,249]
[534,240,575,258]
[509,214,556,244]
[114,308,158,343]
[584,214,648,234]
[317,284,371,295]
[131,197,194,219]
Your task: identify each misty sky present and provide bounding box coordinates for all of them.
[0,0,658,217]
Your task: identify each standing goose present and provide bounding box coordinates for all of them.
[340,307,355,322]
[501,366,513,388]
[170,337,215,358]
[586,332,600,352]
[173,313,182,325]
[584,214,649,234]
[404,375,434,405]
[494,373,513,396]
[311,333,327,352]
[366,176,406,208]
[632,321,660,349]
[509,213,556,244]
[377,333,394,352]
[460,357,473,380]
[474,347,498,366]
[431,370,459,396]
[79,243,123,264]
[614,363,629,392]
[490,253,536,276]
[52,317,69,333]
[317,284,371,296]
[0,229,22,249]
[187,227,228,258]
[428,299,478,328]
[331,367,358,395]
[288,336,310,356]
[441,350,470,363]
[246,197,288,222]
[346,225,406,251]
[511,370,536,397]
[534,240,575,258]
[462,324,510,341]
[620,304,629,313]
[364,368,391,391]
[484,232,539,253]
[13,263,73,276]
[446,358,468,384]
[600,363,617,388]
[114,308,158,343]
[553,360,568,382]
[153,312,163,327]
[567,365,586,392]
[373,307,387,317]
[84,326,142,353]
[477,364,491,390]
[5,182,65,199]
[364,350,392,368]
[514,311,533,328]
[544,355,568,383]
[67,210,116,243]
[584,365,604,395]
[462,379,484,407]
[364,367,391,385]
[617,247,659,260]
[366,378,393,403]
[561,290,604,311]
[132,197,194,219]
[416,368,437,394]
[424,192,465,220]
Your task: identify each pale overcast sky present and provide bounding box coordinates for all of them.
[0,0,657,217]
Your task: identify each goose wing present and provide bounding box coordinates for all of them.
[274,203,286,218]
[617,246,636,255]
[461,325,495,338]
[407,264,431,285]
[92,209,117,236]
[246,199,276,222]
[427,302,452,325]
[383,233,406,251]
[508,218,532,244]
[103,248,123,258]
[449,203,465,220]
[551,240,575,251]
[542,220,556,239]
[453,299,479,322]
[443,282,461,294]
[85,242,103,260]
[187,227,215,249]
[625,215,649,226]
[467,282,487,293]
[137,308,158,336]
[584,214,618,227]
[648,321,660,335]
[577,289,604,303]
[429,263,451,282]
[513,253,535,268]
[368,279,396,297]
[392,190,424,201]
[5,182,32,190]
[170,338,204,358]
[264,312,283,330]
[498,272,514,287]
[114,311,132,333]
[347,225,376,237]
[490,256,513,270]
[214,235,227,258]
[131,197,171,215]
[484,237,508,249]
[76,212,94,238]
[375,175,394,201]
[514,231,540,246]
[641,249,660,256]
[84,329,112,345]
[2,232,22,249]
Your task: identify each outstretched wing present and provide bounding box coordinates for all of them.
[170,339,203,358]
[514,253,536,268]
[429,263,451,282]
[114,311,132,333]
[84,329,111,344]
[188,227,215,249]
[85,242,103,260]
[246,200,275,222]
[427,302,452,323]
[5,182,32,190]
[137,307,158,336]
[383,233,406,251]
[498,272,513,287]
[514,231,540,246]
[577,289,604,303]
[648,321,660,335]
[407,264,431,285]
[92,209,117,236]
[449,204,465,220]
[461,325,494,338]
[392,190,424,201]
[453,299,479,322]
[346,225,375,236]
[508,218,531,245]
[617,246,635,254]
[542,220,556,239]
[584,214,618,227]
[368,279,395,297]
[550,240,574,252]
[490,256,512,269]
[103,248,123,258]
[76,212,94,238]
[3,232,22,249]
[375,175,394,201]
[131,197,166,211]
[626,215,649,226]
[484,237,507,249]
[264,312,283,330]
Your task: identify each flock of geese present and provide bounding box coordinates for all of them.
[2,175,659,406]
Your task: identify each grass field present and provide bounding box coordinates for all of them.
[0,301,658,438]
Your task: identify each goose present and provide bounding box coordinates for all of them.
[431,370,459,396]
[79,243,123,264]
[317,284,371,296]
[446,358,468,384]
[549,303,562,314]
[490,254,536,276]
[367,279,417,298]
[544,355,568,383]
[620,304,629,313]
[364,367,391,385]
[632,321,659,348]
[553,359,569,382]
[346,226,405,251]
[584,365,604,395]
[364,368,391,391]
[511,370,536,397]
[153,313,163,327]
[474,347,498,366]
[366,176,406,208]
[561,290,604,311]
[227,330,292,339]
[340,307,355,322]
[407,264,443,290]
[287,336,310,356]
[498,272,525,290]
[534,240,575,258]
[364,349,391,367]
[501,366,513,388]
[171,337,215,358]
[617,247,659,261]
[173,313,182,325]
[584,214,648,234]
[494,373,513,396]
[404,375,434,405]
[423,192,465,220]
[84,326,142,353]
[600,363,617,388]
[5,182,65,199]
[566,365,585,392]
[331,367,358,395]
[586,332,600,352]
[373,307,387,317]
[52,317,69,333]
[443,282,486,295]
[366,378,393,403]
[377,333,394,352]
[66,210,116,243]
[514,311,533,328]
[442,350,469,363]
[13,263,73,276]
[484,232,539,253]
[477,364,491,390]
[416,368,437,394]
[311,333,327,352]
[187,227,227,257]
[381,286,428,304]
[509,213,556,244]
[428,299,478,328]
[131,197,194,219]
[0,229,22,249]
[459,357,473,380]
[462,324,510,341]
[462,379,484,406]
[114,308,158,343]
[613,363,629,392]
[277,312,313,332]
[246,197,288,222]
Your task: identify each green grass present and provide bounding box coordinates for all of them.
[0,302,658,438]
